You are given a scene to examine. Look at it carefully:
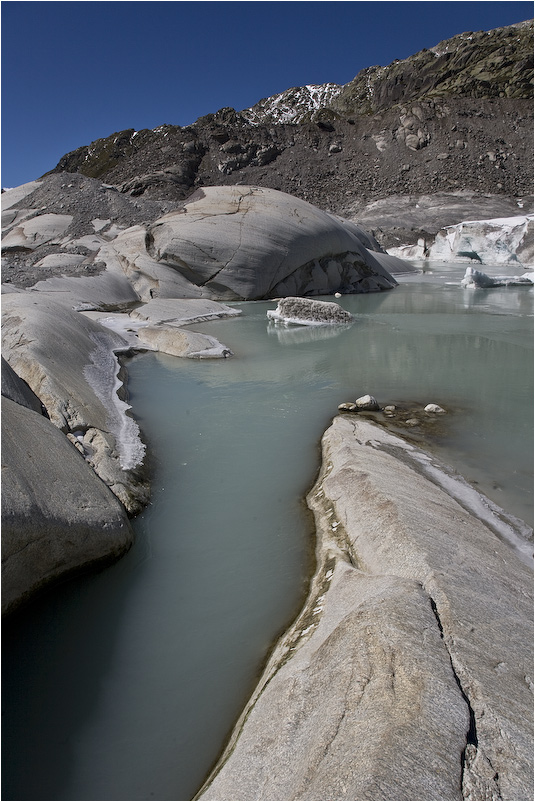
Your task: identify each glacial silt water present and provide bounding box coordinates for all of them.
[2,263,532,801]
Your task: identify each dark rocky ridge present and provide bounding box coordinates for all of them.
[48,20,533,227]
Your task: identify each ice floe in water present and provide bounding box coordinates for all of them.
[267,297,354,326]
[83,333,145,470]
[461,267,534,288]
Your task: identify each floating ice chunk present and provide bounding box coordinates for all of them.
[461,267,534,289]
[267,297,353,326]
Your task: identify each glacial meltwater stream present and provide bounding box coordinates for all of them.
[2,264,533,801]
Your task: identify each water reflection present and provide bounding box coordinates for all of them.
[267,319,353,345]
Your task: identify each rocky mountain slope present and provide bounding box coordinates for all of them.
[48,19,533,232]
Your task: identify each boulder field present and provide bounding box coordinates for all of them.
[1,181,406,613]
[197,417,533,802]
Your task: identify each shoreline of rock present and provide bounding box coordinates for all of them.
[196,416,533,801]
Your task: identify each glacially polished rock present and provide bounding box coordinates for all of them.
[1,292,149,514]
[145,186,399,300]
[198,417,533,801]
[2,396,133,615]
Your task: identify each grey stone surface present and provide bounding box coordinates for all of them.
[2,175,412,301]
[1,356,43,414]
[198,417,533,801]
[145,186,399,300]
[2,292,149,513]
[1,212,73,251]
[128,297,242,326]
[136,326,233,358]
[28,269,140,311]
[2,396,133,615]
[81,298,239,358]
[355,393,380,410]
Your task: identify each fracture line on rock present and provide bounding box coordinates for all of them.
[428,593,480,799]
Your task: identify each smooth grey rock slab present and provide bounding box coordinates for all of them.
[312,418,533,801]
[128,297,242,326]
[1,357,43,414]
[83,298,238,358]
[110,224,208,301]
[1,181,43,210]
[28,269,140,311]
[198,417,533,801]
[2,292,149,513]
[1,212,73,251]
[146,186,400,300]
[2,396,133,615]
[136,326,233,358]
[200,566,469,801]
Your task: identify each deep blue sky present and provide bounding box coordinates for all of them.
[2,1,532,187]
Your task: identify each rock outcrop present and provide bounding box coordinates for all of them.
[1,356,44,414]
[2,395,133,615]
[197,417,533,801]
[143,186,399,300]
[1,292,149,513]
[47,22,533,217]
[2,178,406,300]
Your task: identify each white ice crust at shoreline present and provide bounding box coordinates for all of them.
[369,427,533,567]
[83,333,146,470]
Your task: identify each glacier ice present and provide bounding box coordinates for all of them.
[428,215,533,266]
[461,267,534,289]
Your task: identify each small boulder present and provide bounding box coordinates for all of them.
[338,402,357,413]
[424,403,446,414]
[355,394,380,411]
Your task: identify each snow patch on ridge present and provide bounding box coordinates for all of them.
[243,83,342,125]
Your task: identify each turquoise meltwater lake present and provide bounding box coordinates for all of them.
[2,263,533,800]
